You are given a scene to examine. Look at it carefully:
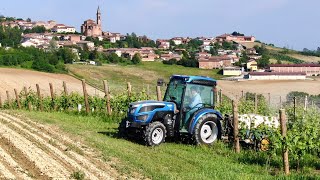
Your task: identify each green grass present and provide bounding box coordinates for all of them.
[66,62,223,93]
[10,110,320,180]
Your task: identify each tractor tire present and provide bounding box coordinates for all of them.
[144,121,166,146]
[193,114,221,145]
[118,119,128,139]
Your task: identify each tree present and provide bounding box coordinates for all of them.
[210,47,218,55]
[222,41,235,50]
[187,39,203,50]
[24,25,46,34]
[277,59,282,64]
[213,42,222,49]
[235,52,249,66]
[89,49,98,60]
[257,54,270,68]
[107,53,120,63]
[132,53,141,64]
[154,49,161,55]
[26,18,31,22]
[49,39,58,50]
[163,58,177,65]
[254,44,268,55]
[302,48,309,52]
[170,40,176,47]
[56,48,76,64]
[0,26,22,47]
[231,31,244,36]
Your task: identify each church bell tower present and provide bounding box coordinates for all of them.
[97,6,101,27]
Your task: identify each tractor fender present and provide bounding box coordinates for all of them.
[188,108,223,135]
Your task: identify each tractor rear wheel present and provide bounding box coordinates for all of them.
[144,122,166,146]
[193,114,221,145]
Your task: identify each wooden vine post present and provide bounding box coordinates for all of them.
[293,97,296,122]
[219,89,222,104]
[156,86,162,101]
[6,91,10,108]
[63,81,68,96]
[0,92,2,108]
[103,80,112,115]
[82,79,90,113]
[232,100,240,153]
[280,109,290,175]
[14,89,21,109]
[49,83,56,110]
[127,82,132,97]
[36,84,43,111]
[304,95,308,111]
[216,88,220,105]
[24,87,32,111]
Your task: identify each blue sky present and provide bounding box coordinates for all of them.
[1,0,319,50]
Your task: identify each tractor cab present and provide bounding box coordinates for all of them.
[163,75,217,131]
[118,75,222,146]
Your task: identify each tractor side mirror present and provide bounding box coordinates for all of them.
[157,78,165,86]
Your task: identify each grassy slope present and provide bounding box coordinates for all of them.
[241,42,320,63]
[66,62,223,93]
[14,110,277,180]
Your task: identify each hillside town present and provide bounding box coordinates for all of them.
[1,2,320,179]
[1,7,320,80]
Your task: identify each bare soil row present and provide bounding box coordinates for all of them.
[0,111,118,179]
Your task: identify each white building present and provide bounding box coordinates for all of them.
[247,72,307,80]
[51,24,76,33]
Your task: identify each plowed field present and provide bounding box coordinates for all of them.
[0,111,118,179]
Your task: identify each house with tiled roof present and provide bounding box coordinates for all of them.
[156,39,170,49]
[199,56,233,69]
[246,59,258,71]
[160,52,182,61]
[195,52,212,60]
[216,34,255,43]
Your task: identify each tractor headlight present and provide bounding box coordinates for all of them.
[130,107,137,114]
[137,114,148,121]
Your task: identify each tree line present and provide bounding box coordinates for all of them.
[0,46,75,73]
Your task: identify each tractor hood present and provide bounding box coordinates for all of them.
[128,100,176,121]
[129,100,175,110]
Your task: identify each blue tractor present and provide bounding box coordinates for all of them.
[118,75,223,146]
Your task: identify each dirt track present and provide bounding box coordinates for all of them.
[0,68,103,100]
[0,111,118,179]
[218,78,320,106]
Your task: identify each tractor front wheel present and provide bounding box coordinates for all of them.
[118,119,128,139]
[144,122,166,146]
[194,114,221,145]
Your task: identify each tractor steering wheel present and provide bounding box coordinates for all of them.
[184,103,206,113]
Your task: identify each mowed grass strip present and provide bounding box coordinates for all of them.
[10,110,287,180]
[66,62,223,93]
